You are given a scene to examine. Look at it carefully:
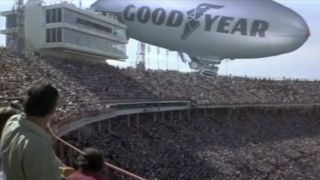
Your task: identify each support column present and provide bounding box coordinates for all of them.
[127,114,131,127]
[162,111,165,122]
[98,122,102,133]
[153,112,157,123]
[235,108,239,120]
[170,111,174,121]
[108,119,112,133]
[309,107,313,116]
[282,108,286,118]
[204,108,208,119]
[187,109,191,121]
[227,108,232,120]
[211,109,215,118]
[77,129,81,141]
[179,111,182,121]
[136,114,140,130]
[88,125,92,137]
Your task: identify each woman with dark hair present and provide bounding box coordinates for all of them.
[67,148,110,180]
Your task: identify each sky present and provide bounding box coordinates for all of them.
[0,0,319,80]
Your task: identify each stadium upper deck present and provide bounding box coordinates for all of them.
[1,47,320,127]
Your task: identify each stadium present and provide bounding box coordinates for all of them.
[1,0,320,180]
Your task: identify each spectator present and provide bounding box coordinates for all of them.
[0,106,18,180]
[1,79,61,180]
[67,148,109,180]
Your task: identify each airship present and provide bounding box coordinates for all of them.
[91,0,310,76]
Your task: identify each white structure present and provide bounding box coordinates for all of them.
[1,0,128,61]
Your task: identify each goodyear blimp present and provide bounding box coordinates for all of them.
[91,0,310,76]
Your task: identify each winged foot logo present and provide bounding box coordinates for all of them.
[181,3,224,40]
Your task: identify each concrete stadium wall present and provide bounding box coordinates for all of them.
[56,101,320,137]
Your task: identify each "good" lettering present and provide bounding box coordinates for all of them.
[124,5,183,27]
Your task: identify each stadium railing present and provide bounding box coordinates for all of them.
[48,126,146,180]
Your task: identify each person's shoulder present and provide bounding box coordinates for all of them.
[8,113,22,120]
[1,114,24,142]
[4,113,23,128]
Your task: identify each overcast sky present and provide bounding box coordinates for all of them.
[0,0,319,79]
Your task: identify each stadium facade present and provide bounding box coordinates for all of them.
[1,0,128,61]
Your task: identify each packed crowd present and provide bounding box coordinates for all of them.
[0,47,155,125]
[1,47,320,126]
[123,68,320,105]
[2,47,320,179]
[63,107,320,179]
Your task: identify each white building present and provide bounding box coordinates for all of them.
[1,0,128,61]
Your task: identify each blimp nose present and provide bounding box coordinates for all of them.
[291,11,310,39]
[271,9,310,55]
[290,12,310,51]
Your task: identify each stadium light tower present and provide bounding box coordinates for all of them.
[136,42,146,71]
[166,49,169,70]
[14,0,25,54]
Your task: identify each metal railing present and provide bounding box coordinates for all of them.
[48,126,146,180]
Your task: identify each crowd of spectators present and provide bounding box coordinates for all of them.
[2,47,320,126]
[2,47,320,179]
[1,47,320,126]
[0,47,155,126]
[61,107,320,179]
[122,68,320,105]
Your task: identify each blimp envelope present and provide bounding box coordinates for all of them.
[91,0,310,75]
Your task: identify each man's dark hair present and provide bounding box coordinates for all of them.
[77,148,105,172]
[24,79,59,117]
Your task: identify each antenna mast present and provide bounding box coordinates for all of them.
[136,42,146,71]
[15,0,25,54]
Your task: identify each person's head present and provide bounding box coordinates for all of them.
[0,106,18,137]
[24,79,59,120]
[77,148,105,172]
